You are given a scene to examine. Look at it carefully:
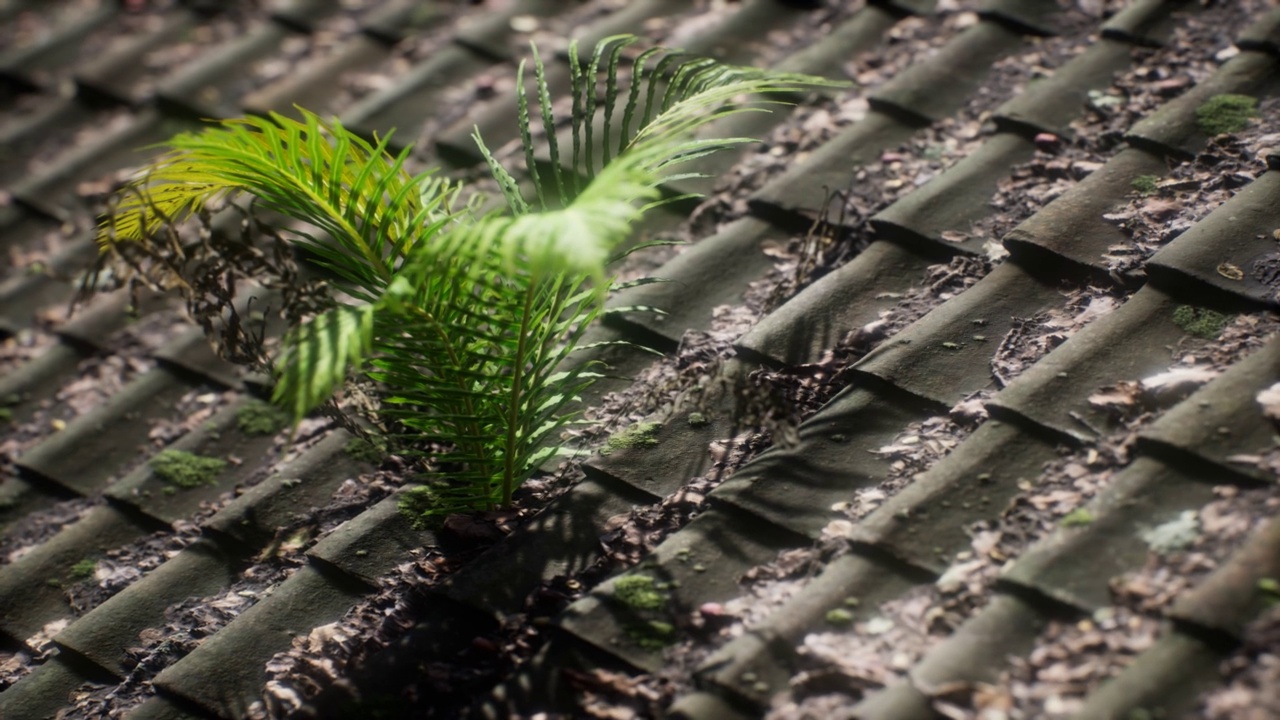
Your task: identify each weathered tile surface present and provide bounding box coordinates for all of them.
[1,1,1279,718]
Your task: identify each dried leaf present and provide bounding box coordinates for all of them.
[1217,262,1244,281]
[1257,382,1280,421]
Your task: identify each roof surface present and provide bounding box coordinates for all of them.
[1,0,1279,718]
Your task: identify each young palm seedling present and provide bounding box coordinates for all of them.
[94,35,837,519]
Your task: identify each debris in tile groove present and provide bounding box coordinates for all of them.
[990,287,1123,389]
[0,328,56,379]
[59,555,310,719]
[1089,312,1280,421]
[0,498,97,567]
[1199,604,1280,718]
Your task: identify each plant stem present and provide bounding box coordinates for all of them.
[502,279,538,507]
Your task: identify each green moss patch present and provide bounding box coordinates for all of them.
[150,449,227,488]
[1195,94,1259,136]
[627,619,676,650]
[396,484,449,529]
[236,399,289,436]
[1130,175,1159,196]
[1060,508,1094,527]
[68,558,97,582]
[825,608,854,625]
[605,422,661,453]
[613,574,667,611]
[1260,577,1280,607]
[344,436,387,464]
[1172,305,1231,339]
[609,574,678,649]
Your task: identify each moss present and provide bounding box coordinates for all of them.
[1260,577,1280,607]
[150,449,227,488]
[613,574,666,611]
[344,436,387,464]
[825,608,854,625]
[627,620,676,650]
[1130,175,1159,196]
[1060,508,1094,527]
[68,558,97,581]
[1172,305,1231,339]
[235,399,289,436]
[605,422,661,452]
[1195,94,1259,136]
[686,412,709,428]
[396,484,447,529]
[1142,510,1200,554]
[0,407,11,425]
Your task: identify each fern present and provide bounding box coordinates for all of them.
[96,35,840,517]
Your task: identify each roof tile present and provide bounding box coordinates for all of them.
[711,385,928,538]
[847,419,1059,574]
[1072,631,1227,720]
[852,262,1065,406]
[0,653,113,720]
[558,507,803,672]
[1236,6,1280,55]
[697,551,921,707]
[73,10,201,106]
[988,286,1189,443]
[1146,169,1280,308]
[1001,145,1171,277]
[1138,334,1280,484]
[852,594,1048,719]
[52,537,239,677]
[0,504,156,642]
[0,1,115,92]
[339,43,494,150]
[241,34,391,120]
[105,398,280,525]
[440,475,657,617]
[870,132,1036,255]
[201,430,368,550]
[606,218,780,345]
[16,367,197,496]
[993,38,1134,137]
[737,239,935,368]
[748,111,924,229]
[978,0,1080,37]
[999,455,1219,612]
[1169,513,1280,639]
[1125,49,1280,160]
[155,22,295,120]
[306,493,434,586]
[151,563,367,718]
[1101,0,1187,47]
[867,18,1023,124]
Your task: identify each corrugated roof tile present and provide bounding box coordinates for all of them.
[711,385,929,538]
[1146,169,1280,308]
[1138,334,1280,484]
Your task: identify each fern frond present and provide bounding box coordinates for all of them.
[273,302,375,421]
[98,109,464,292]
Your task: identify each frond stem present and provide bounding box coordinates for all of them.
[501,279,538,507]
